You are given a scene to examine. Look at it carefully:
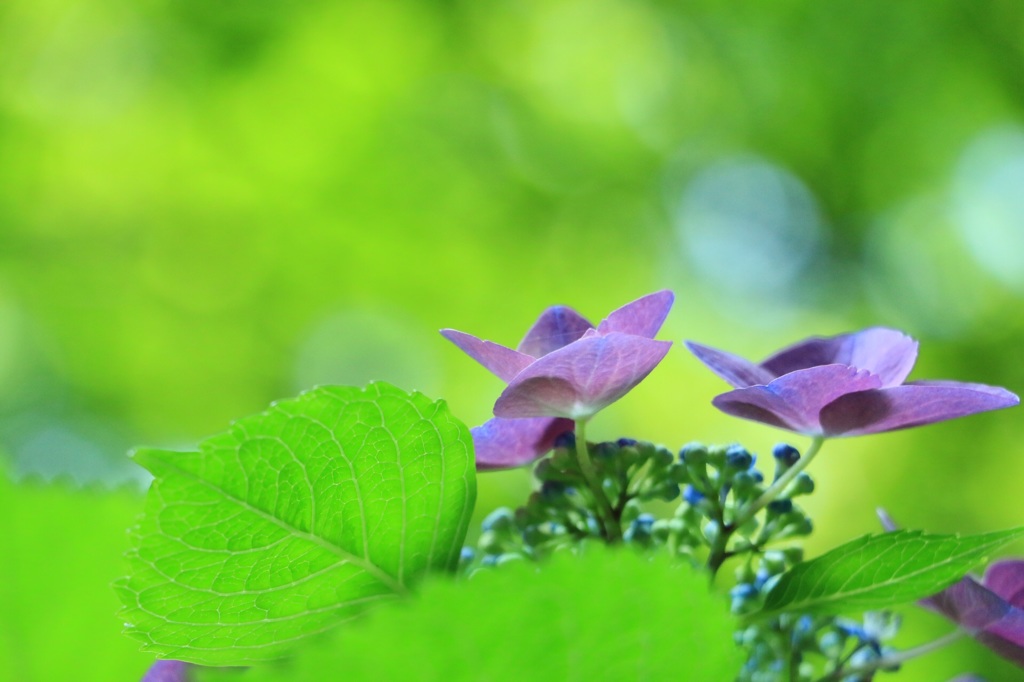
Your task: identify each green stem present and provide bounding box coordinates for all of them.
[733,436,825,530]
[817,629,965,681]
[574,419,622,543]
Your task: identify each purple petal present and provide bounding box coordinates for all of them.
[985,561,1024,607]
[761,327,918,388]
[923,576,1010,631]
[818,381,1020,437]
[876,507,899,532]
[470,416,574,470]
[494,333,672,419]
[440,329,533,382]
[685,341,775,389]
[597,290,674,338]
[516,306,594,358]
[142,660,190,682]
[976,626,1024,667]
[711,365,882,435]
[982,608,1024,653]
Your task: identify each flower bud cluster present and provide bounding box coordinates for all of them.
[461,435,685,570]
[737,607,902,681]
[667,442,815,566]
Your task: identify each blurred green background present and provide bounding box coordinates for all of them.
[2,0,1024,679]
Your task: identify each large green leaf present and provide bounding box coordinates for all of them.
[115,383,476,665]
[212,548,743,681]
[761,528,1024,617]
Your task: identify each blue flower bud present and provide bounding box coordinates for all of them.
[768,499,794,514]
[481,507,515,532]
[794,615,814,637]
[617,438,638,447]
[679,442,708,464]
[540,480,567,498]
[593,441,617,459]
[818,631,843,656]
[729,583,760,614]
[772,443,800,467]
[481,554,500,567]
[730,583,759,600]
[633,513,655,532]
[553,432,576,449]
[753,568,771,590]
[460,547,475,562]
[731,470,759,493]
[725,445,754,470]
[837,622,871,642]
[684,485,705,506]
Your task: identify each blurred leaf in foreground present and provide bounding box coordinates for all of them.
[226,547,743,681]
[0,468,150,681]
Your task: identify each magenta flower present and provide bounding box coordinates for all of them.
[686,327,1018,437]
[879,511,1024,667]
[442,290,674,469]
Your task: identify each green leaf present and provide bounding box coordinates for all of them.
[0,471,153,681]
[760,528,1024,617]
[115,382,476,666]
[213,548,743,681]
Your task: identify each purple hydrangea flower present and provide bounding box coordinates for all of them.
[142,660,190,682]
[879,510,1024,668]
[442,290,674,469]
[686,327,1018,437]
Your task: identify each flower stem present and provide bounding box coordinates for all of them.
[574,419,622,543]
[733,436,825,530]
[816,629,965,681]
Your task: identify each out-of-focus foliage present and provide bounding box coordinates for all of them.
[0,467,150,680]
[203,548,744,681]
[2,0,1024,679]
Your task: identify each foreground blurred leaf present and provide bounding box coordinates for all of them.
[761,528,1024,617]
[116,383,476,665]
[0,469,150,681]
[217,548,742,681]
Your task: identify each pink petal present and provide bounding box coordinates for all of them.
[761,327,918,388]
[685,341,775,389]
[471,416,574,470]
[516,306,594,358]
[985,561,1024,608]
[494,333,672,419]
[711,365,882,435]
[440,329,534,382]
[597,290,674,339]
[818,381,1020,437]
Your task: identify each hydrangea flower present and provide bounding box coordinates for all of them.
[879,510,1024,667]
[141,660,189,682]
[442,290,674,469]
[686,327,1018,437]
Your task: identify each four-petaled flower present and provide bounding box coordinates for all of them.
[880,510,1024,668]
[441,290,674,469]
[686,327,1018,437]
